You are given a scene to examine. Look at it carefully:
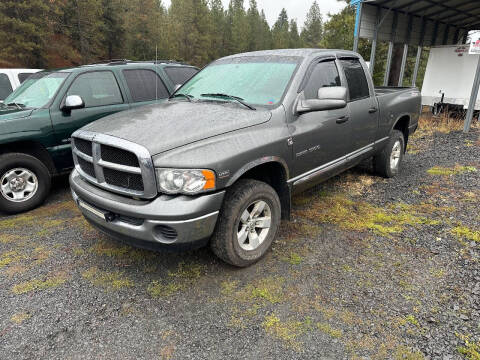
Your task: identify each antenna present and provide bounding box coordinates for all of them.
[155,45,158,101]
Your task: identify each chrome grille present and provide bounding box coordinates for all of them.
[71,130,157,198]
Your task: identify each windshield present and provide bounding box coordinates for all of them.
[4,72,69,108]
[178,56,301,107]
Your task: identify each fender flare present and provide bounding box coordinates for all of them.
[226,156,290,187]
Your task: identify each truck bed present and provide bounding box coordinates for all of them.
[375,86,415,96]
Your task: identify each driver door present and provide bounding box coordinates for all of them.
[50,70,130,170]
[291,59,352,184]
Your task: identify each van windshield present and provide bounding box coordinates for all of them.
[4,72,69,108]
[177,56,301,107]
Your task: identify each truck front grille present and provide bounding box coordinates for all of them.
[71,131,157,198]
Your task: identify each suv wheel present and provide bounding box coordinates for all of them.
[373,129,405,178]
[0,153,51,214]
[210,179,281,267]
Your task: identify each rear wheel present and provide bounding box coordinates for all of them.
[0,153,51,214]
[210,179,281,267]
[373,130,405,178]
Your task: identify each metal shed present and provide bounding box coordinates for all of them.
[351,0,480,132]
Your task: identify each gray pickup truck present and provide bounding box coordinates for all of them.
[69,49,421,267]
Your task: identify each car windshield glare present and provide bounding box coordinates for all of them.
[4,72,69,108]
[179,56,301,107]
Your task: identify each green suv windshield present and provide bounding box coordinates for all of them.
[178,56,301,107]
[4,72,69,108]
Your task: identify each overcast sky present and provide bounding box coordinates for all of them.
[162,0,346,28]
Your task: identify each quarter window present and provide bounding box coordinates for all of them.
[67,71,123,108]
[303,61,341,99]
[340,59,370,101]
[0,73,13,100]
[122,69,169,102]
[18,73,33,83]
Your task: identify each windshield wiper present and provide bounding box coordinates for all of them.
[200,93,256,110]
[169,93,194,102]
[7,102,25,109]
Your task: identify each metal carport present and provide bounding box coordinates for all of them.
[351,0,480,132]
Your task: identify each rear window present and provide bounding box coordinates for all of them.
[122,69,169,102]
[340,59,370,101]
[18,73,33,84]
[0,73,13,100]
[164,67,199,85]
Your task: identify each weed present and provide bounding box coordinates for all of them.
[427,165,477,176]
[147,281,181,297]
[0,251,23,268]
[394,345,425,360]
[245,277,285,304]
[405,315,419,327]
[12,272,68,294]
[317,322,343,338]
[281,252,303,265]
[263,313,310,350]
[452,226,480,243]
[457,334,480,360]
[10,312,31,324]
[82,267,133,290]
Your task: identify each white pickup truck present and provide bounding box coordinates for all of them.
[0,69,41,101]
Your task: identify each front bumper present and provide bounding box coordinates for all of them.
[70,170,225,248]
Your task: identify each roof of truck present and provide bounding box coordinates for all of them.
[42,60,198,73]
[220,48,360,60]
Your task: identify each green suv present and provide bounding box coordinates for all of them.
[0,60,198,214]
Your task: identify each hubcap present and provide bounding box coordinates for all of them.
[390,140,402,170]
[237,200,272,251]
[0,168,38,203]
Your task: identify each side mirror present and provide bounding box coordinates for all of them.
[297,86,347,114]
[62,95,85,111]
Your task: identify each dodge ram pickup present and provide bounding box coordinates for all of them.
[70,49,421,267]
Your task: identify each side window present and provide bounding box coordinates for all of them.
[18,73,33,84]
[303,60,341,99]
[0,73,13,100]
[164,67,199,86]
[122,69,169,102]
[340,59,370,101]
[67,71,123,108]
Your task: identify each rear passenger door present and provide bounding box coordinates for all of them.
[50,70,130,169]
[121,69,170,108]
[339,58,378,155]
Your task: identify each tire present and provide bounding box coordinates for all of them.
[0,153,52,214]
[210,179,281,267]
[373,130,405,178]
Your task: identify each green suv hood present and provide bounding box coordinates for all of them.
[81,101,272,155]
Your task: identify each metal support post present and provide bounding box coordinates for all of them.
[464,55,480,133]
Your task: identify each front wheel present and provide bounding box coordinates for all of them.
[210,179,281,267]
[0,153,52,214]
[373,130,405,178]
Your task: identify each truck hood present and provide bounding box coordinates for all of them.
[0,108,34,121]
[82,101,272,155]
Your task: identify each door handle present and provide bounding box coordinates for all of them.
[336,116,349,124]
[369,107,378,113]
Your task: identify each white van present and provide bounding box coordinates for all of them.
[0,68,42,101]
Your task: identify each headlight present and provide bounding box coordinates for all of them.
[156,168,216,195]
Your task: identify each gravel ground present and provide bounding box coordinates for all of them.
[0,121,479,359]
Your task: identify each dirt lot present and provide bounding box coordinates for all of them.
[1,116,479,359]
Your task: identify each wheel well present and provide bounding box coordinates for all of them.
[393,115,410,151]
[237,162,291,220]
[0,141,56,174]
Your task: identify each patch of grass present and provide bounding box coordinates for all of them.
[220,280,239,296]
[457,334,480,360]
[12,272,68,294]
[10,312,31,324]
[405,315,419,327]
[262,313,310,350]
[427,165,477,176]
[394,345,425,360]
[281,252,303,265]
[296,192,443,237]
[0,251,23,268]
[317,322,342,338]
[245,277,285,304]
[82,267,133,290]
[452,226,480,243]
[147,281,181,297]
[0,234,22,244]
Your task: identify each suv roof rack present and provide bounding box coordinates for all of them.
[84,59,193,67]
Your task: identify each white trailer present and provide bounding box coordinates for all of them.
[422,45,480,113]
[0,68,41,101]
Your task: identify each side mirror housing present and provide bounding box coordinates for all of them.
[62,95,85,111]
[297,86,347,114]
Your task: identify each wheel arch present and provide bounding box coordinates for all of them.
[391,114,410,151]
[0,141,56,175]
[227,157,291,220]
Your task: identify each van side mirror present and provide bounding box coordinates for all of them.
[62,95,85,111]
[296,86,347,114]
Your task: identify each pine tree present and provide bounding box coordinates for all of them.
[227,0,248,54]
[289,19,301,48]
[258,10,272,50]
[272,8,289,49]
[209,0,226,60]
[301,1,323,48]
[102,0,128,59]
[0,0,52,67]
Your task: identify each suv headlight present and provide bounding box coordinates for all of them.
[156,168,216,195]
